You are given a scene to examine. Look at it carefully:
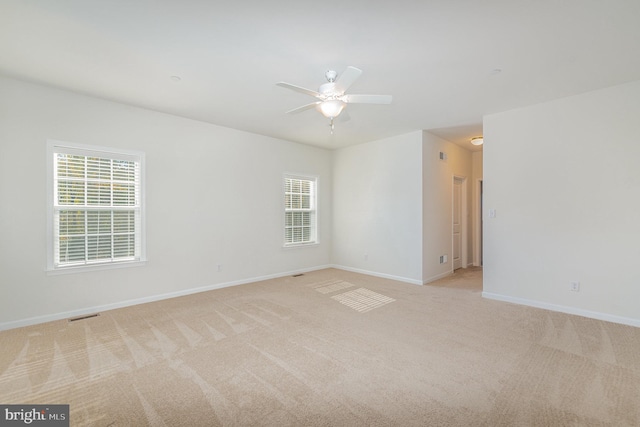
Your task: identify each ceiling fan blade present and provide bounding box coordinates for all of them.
[343,94,392,104]
[334,66,362,93]
[276,82,321,98]
[285,102,321,114]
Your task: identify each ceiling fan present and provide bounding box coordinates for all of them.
[276,66,392,133]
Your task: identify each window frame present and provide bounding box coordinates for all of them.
[46,140,146,274]
[283,173,319,247]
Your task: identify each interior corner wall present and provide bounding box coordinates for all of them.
[483,79,640,326]
[331,131,423,284]
[422,131,473,283]
[0,76,332,329]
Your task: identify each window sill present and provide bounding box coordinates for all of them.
[46,260,147,275]
[283,242,319,249]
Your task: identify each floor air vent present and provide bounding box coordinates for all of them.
[68,313,100,322]
[292,274,304,277]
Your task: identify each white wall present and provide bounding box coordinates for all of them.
[422,131,473,283]
[483,79,640,326]
[0,76,332,329]
[332,132,423,284]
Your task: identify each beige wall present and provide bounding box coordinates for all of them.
[0,76,333,329]
[332,132,424,284]
[483,79,640,326]
[422,131,473,283]
[332,131,476,285]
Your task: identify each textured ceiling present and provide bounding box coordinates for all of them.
[1,0,640,151]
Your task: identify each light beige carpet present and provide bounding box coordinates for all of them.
[1,267,639,426]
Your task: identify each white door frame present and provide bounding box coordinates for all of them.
[452,176,468,270]
[473,179,483,267]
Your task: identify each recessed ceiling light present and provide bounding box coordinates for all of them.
[170,75,181,82]
[471,136,484,146]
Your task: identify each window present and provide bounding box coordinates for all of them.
[284,175,317,246]
[47,141,145,271]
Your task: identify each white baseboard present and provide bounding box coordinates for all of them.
[330,264,423,286]
[422,270,453,285]
[0,264,333,331]
[482,292,640,328]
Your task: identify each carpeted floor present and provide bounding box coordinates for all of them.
[1,267,639,426]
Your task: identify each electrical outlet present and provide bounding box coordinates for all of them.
[570,281,580,292]
[217,264,222,272]
[364,253,368,261]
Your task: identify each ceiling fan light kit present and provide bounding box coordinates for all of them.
[277,66,392,132]
[318,99,346,118]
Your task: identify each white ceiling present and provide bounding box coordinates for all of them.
[2,0,640,151]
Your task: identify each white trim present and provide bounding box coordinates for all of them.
[422,270,453,285]
[281,242,320,250]
[46,139,146,272]
[473,179,483,267]
[45,260,147,275]
[0,264,332,331]
[47,139,144,161]
[331,264,423,285]
[482,292,640,328]
[452,175,468,271]
[283,173,319,246]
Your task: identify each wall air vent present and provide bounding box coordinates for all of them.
[68,313,100,322]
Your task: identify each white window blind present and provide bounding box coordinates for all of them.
[284,175,317,245]
[48,142,144,270]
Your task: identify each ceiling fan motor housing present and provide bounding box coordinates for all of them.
[319,82,339,98]
[325,70,338,82]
